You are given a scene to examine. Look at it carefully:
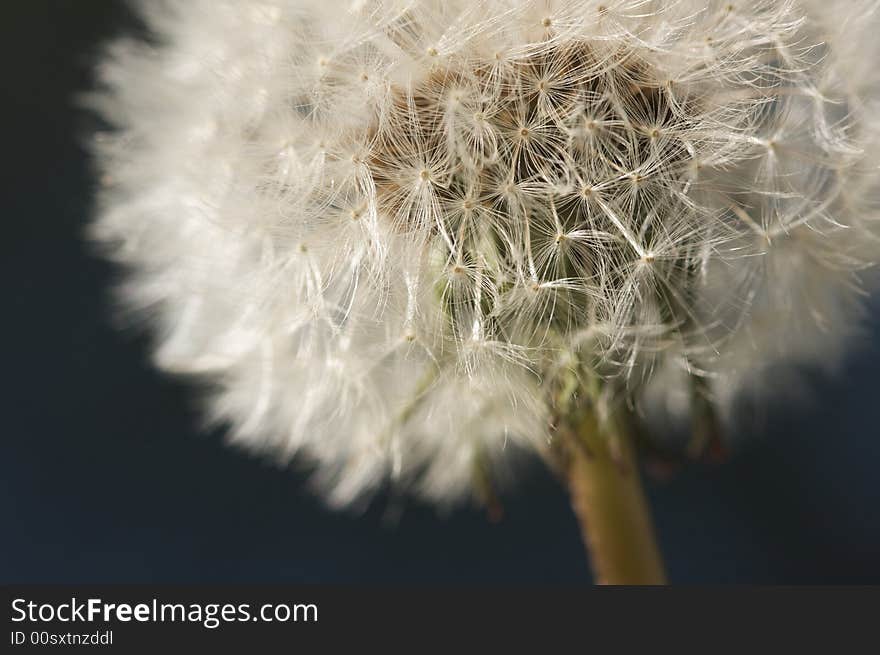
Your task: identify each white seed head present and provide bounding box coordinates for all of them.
[92,0,880,505]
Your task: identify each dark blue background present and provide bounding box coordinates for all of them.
[3,1,879,583]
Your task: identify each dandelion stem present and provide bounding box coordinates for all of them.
[555,410,666,585]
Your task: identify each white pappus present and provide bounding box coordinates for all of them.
[91,0,880,506]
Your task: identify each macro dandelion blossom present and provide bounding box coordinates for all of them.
[92,0,880,583]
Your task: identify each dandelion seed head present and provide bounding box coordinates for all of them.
[92,0,880,505]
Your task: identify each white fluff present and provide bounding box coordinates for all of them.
[92,0,880,505]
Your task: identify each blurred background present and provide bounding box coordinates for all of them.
[3,1,879,584]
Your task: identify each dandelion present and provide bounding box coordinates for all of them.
[91,0,880,583]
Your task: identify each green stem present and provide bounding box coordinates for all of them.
[555,410,667,585]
